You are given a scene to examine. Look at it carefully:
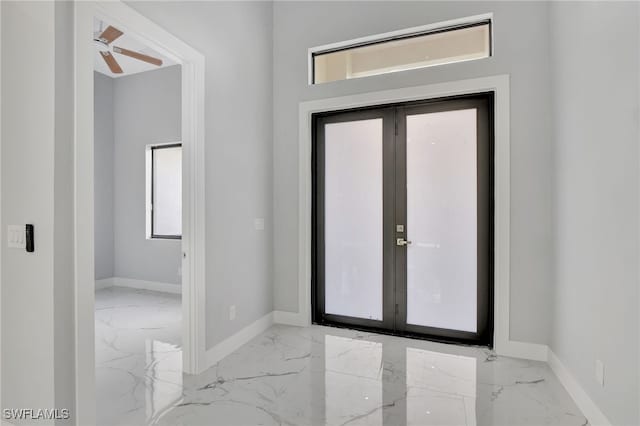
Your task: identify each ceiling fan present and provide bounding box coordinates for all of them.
[94,24,163,74]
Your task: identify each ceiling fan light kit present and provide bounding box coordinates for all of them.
[94,24,164,75]
[93,39,109,50]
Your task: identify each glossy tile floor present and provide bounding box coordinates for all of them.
[96,287,587,426]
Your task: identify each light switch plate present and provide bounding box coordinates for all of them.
[8,225,25,249]
[254,218,265,231]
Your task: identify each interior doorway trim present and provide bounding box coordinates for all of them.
[297,75,516,356]
[74,2,206,424]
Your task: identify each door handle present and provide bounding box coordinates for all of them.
[396,238,412,247]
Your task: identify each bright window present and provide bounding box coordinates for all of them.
[146,143,182,239]
[311,17,491,84]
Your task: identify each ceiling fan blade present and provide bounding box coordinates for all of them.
[113,46,163,66]
[98,25,123,44]
[100,51,123,74]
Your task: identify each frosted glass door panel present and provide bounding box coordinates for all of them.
[406,109,477,332]
[325,119,383,320]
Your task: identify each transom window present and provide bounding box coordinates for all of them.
[310,15,492,84]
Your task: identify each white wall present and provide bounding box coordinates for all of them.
[1,1,75,422]
[53,2,75,423]
[125,1,274,349]
[112,65,182,285]
[2,1,56,420]
[0,0,3,415]
[273,1,554,345]
[94,72,115,280]
[549,3,640,425]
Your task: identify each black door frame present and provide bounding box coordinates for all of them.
[312,92,495,347]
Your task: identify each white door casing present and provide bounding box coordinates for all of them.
[73,2,206,424]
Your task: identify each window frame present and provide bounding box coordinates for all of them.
[146,142,183,240]
[308,13,493,85]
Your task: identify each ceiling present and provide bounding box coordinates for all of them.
[93,18,179,78]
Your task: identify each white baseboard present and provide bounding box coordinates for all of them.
[95,277,115,290]
[497,340,549,362]
[113,277,181,294]
[95,277,181,295]
[205,312,274,368]
[548,349,611,426]
[273,310,308,327]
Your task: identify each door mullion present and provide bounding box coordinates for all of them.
[394,106,408,332]
[382,108,397,330]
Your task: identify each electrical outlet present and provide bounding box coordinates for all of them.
[595,359,605,387]
[254,218,265,231]
[229,305,236,321]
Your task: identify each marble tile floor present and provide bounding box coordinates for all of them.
[95,287,587,426]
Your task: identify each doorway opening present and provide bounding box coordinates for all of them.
[74,3,206,423]
[312,93,494,346]
[92,18,185,424]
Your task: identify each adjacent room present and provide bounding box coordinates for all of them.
[0,2,638,426]
[92,18,184,425]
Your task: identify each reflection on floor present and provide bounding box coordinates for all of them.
[95,287,182,426]
[96,287,586,426]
